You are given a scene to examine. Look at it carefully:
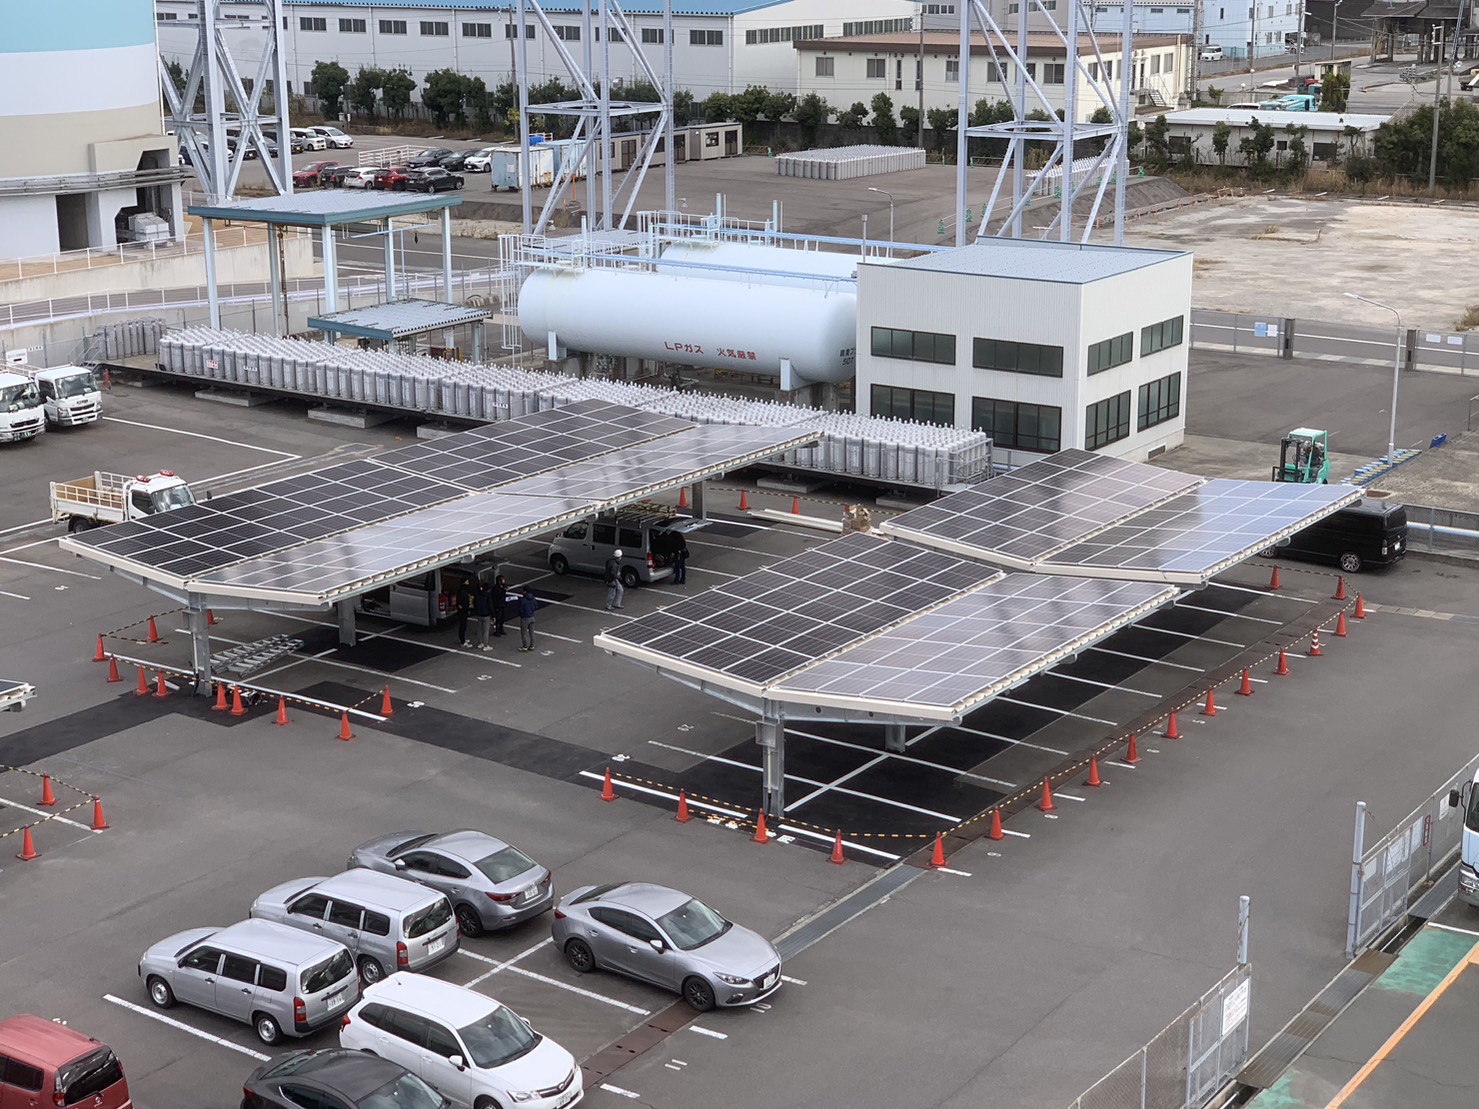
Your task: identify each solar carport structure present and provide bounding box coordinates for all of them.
[60,400,817,690]
[598,449,1361,818]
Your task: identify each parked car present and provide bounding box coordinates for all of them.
[292,161,340,187]
[462,146,497,173]
[551,882,782,1012]
[404,167,464,193]
[0,1015,133,1109]
[1263,499,1408,573]
[341,167,378,189]
[308,125,355,149]
[407,147,454,168]
[438,150,473,171]
[548,511,708,587]
[1199,44,1224,61]
[138,919,359,1045]
[347,830,553,937]
[250,870,459,985]
[323,165,357,188]
[341,974,582,1109]
[292,127,328,151]
[243,1049,447,1109]
[372,165,410,191]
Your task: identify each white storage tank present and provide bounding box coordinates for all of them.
[518,268,856,386]
[656,241,874,289]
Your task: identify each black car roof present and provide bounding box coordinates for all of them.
[264,1050,406,1100]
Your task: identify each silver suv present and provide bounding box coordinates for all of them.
[548,512,708,587]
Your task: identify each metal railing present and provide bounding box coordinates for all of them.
[1190,308,1479,375]
[1401,504,1479,557]
[0,226,311,282]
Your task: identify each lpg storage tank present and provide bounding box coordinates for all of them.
[517,267,856,388]
[655,241,872,288]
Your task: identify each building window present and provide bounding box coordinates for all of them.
[340,18,366,33]
[555,24,579,40]
[690,29,723,45]
[420,21,449,36]
[972,337,1064,377]
[985,61,1004,82]
[463,22,492,37]
[1085,391,1133,450]
[1087,332,1134,375]
[506,22,536,37]
[844,19,913,34]
[972,398,1062,452]
[157,11,178,20]
[747,24,824,44]
[380,19,407,34]
[816,57,835,76]
[1043,63,1066,83]
[1137,372,1182,430]
[945,58,960,82]
[866,58,887,79]
[641,27,664,43]
[1141,315,1185,354]
[872,385,955,426]
[871,326,957,365]
[299,16,326,31]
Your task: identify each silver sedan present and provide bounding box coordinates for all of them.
[347,830,553,938]
[551,882,782,1011]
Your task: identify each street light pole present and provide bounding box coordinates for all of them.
[1330,0,1341,60]
[1346,292,1403,464]
[867,186,895,256]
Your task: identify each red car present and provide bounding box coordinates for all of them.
[0,1015,133,1109]
[292,160,339,187]
[372,165,410,190]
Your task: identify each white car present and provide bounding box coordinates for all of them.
[292,127,327,151]
[310,125,355,149]
[341,974,582,1109]
[342,167,377,189]
[1198,45,1224,61]
[462,146,498,173]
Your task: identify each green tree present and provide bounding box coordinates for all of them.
[1143,113,1171,168]
[761,90,796,121]
[1206,85,1224,105]
[969,98,1014,159]
[349,66,383,120]
[1085,105,1114,154]
[310,60,350,118]
[927,107,958,159]
[1320,72,1350,112]
[673,88,696,122]
[1284,122,1309,175]
[1212,120,1231,164]
[381,69,415,117]
[837,101,869,129]
[899,104,921,145]
[1127,119,1144,151]
[871,93,898,144]
[1237,116,1277,176]
[702,92,737,123]
[730,85,771,127]
[422,68,469,127]
[793,92,830,148]
[467,77,493,131]
[1372,98,1479,186]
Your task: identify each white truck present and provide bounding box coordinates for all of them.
[0,371,46,443]
[1449,774,1479,906]
[22,364,102,428]
[0,679,36,712]
[50,470,196,533]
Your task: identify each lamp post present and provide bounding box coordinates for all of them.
[1346,292,1403,464]
[1330,0,1342,60]
[867,186,895,256]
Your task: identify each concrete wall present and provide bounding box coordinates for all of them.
[0,195,64,259]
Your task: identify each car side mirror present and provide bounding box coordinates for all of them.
[448,1055,466,1071]
[393,858,408,871]
[1451,789,1461,808]
[648,939,666,954]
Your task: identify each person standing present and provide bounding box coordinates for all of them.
[672,534,690,585]
[491,574,508,637]
[604,548,625,611]
[518,589,539,652]
[454,577,474,647]
[473,581,493,650]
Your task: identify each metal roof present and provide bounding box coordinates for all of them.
[885,239,1187,285]
[187,190,461,228]
[1166,109,1389,131]
[794,29,1188,54]
[278,0,790,12]
[308,299,493,341]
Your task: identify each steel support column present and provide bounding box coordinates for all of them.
[884,722,907,753]
[322,225,339,317]
[441,206,454,301]
[757,708,785,820]
[337,599,356,647]
[383,220,397,301]
[267,225,284,336]
[690,481,707,520]
[187,593,213,694]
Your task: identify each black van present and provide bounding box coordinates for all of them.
[1271,498,1407,573]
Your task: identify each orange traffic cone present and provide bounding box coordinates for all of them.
[675,790,691,823]
[739,490,750,511]
[229,685,247,717]
[1237,668,1253,696]
[153,672,169,698]
[94,634,107,662]
[1275,648,1291,676]
[829,830,846,864]
[1335,611,1349,638]
[753,810,770,843]
[1125,732,1141,764]
[106,656,121,684]
[600,768,616,801]
[1164,711,1181,740]
[1269,566,1281,590]
[338,712,354,741]
[678,486,689,510]
[15,826,37,861]
[1038,777,1055,812]
[274,696,290,726]
[929,832,946,867]
[1201,687,1218,716]
[1333,576,1347,601]
[1085,756,1102,788]
[207,609,218,626]
[988,808,1004,840]
[380,686,394,716]
[38,775,55,807]
[212,681,228,711]
[1354,593,1366,619]
[134,666,149,696]
[791,496,801,515]
[91,797,108,831]
[147,616,160,643]
[1309,630,1323,657]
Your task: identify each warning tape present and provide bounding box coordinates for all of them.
[98,608,185,647]
[0,764,97,802]
[0,799,94,841]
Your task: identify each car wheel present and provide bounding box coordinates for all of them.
[1339,551,1363,573]
[147,976,175,1009]
[254,1013,282,1046]
[359,956,386,985]
[620,566,640,589]
[428,183,437,194]
[682,976,716,1012]
[474,1098,503,1109]
[455,903,484,938]
[550,554,569,575]
[564,938,596,973]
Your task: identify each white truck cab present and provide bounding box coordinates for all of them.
[1449,774,1479,905]
[0,371,46,442]
[24,364,101,427]
[51,470,195,532]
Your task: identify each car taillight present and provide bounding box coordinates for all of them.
[54,1091,65,1107]
[294,997,306,1023]
[487,892,516,903]
[243,1089,253,1106]
[647,553,656,567]
[553,909,566,920]
[397,941,408,968]
[342,1014,351,1028]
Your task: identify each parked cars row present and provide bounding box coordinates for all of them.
[291,161,464,193]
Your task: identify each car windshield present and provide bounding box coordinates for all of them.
[57,1049,124,1105]
[360,1072,445,1109]
[403,898,452,939]
[0,383,41,410]
[53,372,97,398]
[152,484,196,512]
[457,1006,540,1069]
[301,949,353,993]
[656,898,732,951]
[473,845,537,884]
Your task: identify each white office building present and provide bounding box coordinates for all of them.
[856,240,1192,466]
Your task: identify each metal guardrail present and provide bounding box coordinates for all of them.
[1190,308,1479,375]
[1404,503,1479,557]
[0,226,312,282]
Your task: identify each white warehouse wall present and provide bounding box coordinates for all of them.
[0,196,65,259]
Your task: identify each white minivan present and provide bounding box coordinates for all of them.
[1199,44,1224,61]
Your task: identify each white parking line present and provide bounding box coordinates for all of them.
[1134,625,1245,649]
[788,727,1017,789]
[1208,580,1318,603]
[457,948,651,1015]
[1174,602,1284,625]
[929,725,1068,757]
[1086,646,1204,672]
[189,631,462,694]
[775,822,902,862]
[1042,672,1160,698]
[0,587,28,601]
[599,1084,642,1099]
[783,753,888,813]
[576,770,752,821]
[996,696,1117,726]
[689,1026,728,1039]
[103,995,270,1061]
[460,939,549,990]
[0,555,100,579]
[101,416,298,457]
[0,796,100,832]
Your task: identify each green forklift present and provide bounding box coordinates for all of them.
[1272,428,1330,483]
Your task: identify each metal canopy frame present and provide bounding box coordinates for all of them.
[307,300,493,344]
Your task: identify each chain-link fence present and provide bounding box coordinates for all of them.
[1069,962,1253,1109]
[1348,752,1479,957]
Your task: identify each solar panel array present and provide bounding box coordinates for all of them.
[885,449,1201,563]
[774,575,1174,711]
[605,533,999,686]
[1043,479,1361,577]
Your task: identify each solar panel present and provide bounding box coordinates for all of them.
[885,449,1202,564]
[773,575,1175,712]
[605,533,1001,687]
[1041,479,1361,579]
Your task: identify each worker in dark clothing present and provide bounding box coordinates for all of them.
[604,549,625,611]
[491,575,509,637]
[672,534,690,585]
[454,579,474,647]
[473,582,493,650]
[518,589,539,652]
